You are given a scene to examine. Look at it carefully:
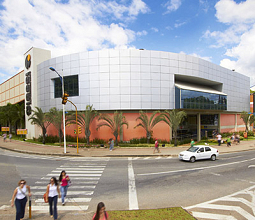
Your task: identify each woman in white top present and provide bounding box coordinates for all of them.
[11,179,32,220]
[45,177,61,220]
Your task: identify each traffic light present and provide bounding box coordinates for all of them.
[62,92,69,105]
[74,129,77,134]
[78,126,82,134]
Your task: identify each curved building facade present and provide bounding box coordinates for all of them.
[37,49,249,113]
[1,47,250,141]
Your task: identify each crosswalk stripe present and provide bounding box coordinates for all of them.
[191,211,237,220]
[35,198,91,203]
[33,191,94,196]
[56,167,105,170]
[155,157,162,159]
[51,170,103,173]
[31,205,89,211]
[143,157,150,160]
[31,185,96,190]
[41,177,100,180]
[46,174,102,177]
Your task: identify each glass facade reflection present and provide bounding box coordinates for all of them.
[175,87,227,110]
[54,75,79,98]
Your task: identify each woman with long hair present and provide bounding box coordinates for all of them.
[93,202,109,220]
[45,177,61,220]
[11,179,32,220]
[59,170,70,205]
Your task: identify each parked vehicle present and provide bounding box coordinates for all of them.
[179,145,219,163]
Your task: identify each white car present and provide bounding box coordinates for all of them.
[179,145,219,163]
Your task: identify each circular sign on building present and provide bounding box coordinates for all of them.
[25,54,31,70]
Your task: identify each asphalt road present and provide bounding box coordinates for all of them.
[1,149,255,219]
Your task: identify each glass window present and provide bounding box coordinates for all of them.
[205,147,211,151]
[54,75,79,98]
[176,87,227,110]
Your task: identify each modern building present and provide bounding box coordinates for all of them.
[0,47,250,142]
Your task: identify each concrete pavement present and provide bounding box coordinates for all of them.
[1,136,255,157]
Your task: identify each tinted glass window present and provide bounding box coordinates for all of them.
[176,88,227,110]
[205,147,211,151]
[199,148,204,152]
[54,75,79,98]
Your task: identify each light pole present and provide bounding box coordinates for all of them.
[49,67,67,154]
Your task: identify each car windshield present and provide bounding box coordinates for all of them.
[187,146,199,152]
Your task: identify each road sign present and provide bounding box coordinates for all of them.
[17,129,27,135]
[1,127,9,132]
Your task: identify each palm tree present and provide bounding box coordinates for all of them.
[46,107,63,143]
[134,110,162,144]
[67,105,98,145]
[240,111,255,132]
[28,107,51,144]
[12,102,25,130]
[160,109,187,146]
[97,111,128,146]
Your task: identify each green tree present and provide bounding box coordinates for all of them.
[97,111,128,146]
[134,111,162,144]
[0,103,16,133]
[12,102,25,130]
[67,105,98,145]
[28,107,51,144]
[46,107,63,143]
[240,111,255,132]
[160,109,187,146]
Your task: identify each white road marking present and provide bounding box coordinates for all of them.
[155,157,162,159]
[56,167,105,170]
[138,157,255,176]
[35,198,91,203]
[31,205,89,211]
[143,157,150,160]
[191,211,237,220]
[46,173,101,177]
[128,157,139,210]
[186,185,255,220]
[194,204,255,219]
[210,172,221,176]
[41,177,100,180]
[51,170,103,173]
[31,185,96,189]
[33,191,94,196]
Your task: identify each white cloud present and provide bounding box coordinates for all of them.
[205,0,255,85]
[0,0,149,82]
[151,27,159,32]
[163,0,182,14]
[174,21,186,28]
[215,0,255,24]
[137,30,148,36]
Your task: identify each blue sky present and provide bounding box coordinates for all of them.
[0,0,255,85]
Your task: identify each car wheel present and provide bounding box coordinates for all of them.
[211,154,216,161]
[190,156,196,163]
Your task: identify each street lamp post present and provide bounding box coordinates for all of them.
[49,67,67,154]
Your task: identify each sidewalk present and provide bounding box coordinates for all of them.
[1,137,255,157]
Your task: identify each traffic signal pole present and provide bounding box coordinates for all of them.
[49,67,66,154]
[67,99,79,154]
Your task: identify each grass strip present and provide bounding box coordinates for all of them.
[107,207,195,220]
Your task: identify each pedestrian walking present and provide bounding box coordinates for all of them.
[109,138,114,151]
[93,202,109,220]
[45,177,61,220]
[153,139,160,153]
[9,133,12,142]
[11,179,32,220]
[227,136,231,147]
[3,133,7,142]
[59,170,70,205]
[216,133,222,146]
[190,139,195,147]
